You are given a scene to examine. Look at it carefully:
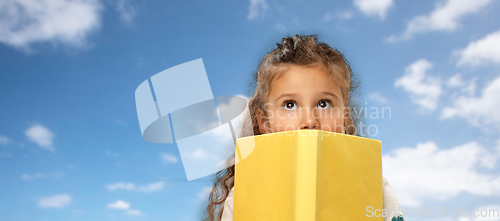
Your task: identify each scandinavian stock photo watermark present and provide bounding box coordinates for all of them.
[366,206,500,219]
[258,103,392,137]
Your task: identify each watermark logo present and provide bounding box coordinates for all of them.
[135,58,252,180]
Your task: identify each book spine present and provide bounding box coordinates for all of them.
[294,130,319,220]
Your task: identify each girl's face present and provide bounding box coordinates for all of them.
[257,64,349,134]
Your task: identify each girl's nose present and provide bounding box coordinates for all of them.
[299,107,320,130]
[300,123,318,129]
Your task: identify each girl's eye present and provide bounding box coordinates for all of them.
[282,100,297,110]
[317,100,331,109]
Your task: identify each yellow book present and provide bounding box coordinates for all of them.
[233,130,383,221]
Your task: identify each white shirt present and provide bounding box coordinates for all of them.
[220,177,402,221]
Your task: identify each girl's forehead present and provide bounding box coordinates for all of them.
[270,65,336,87]
[271,63,326,81]
[267,65,341,98]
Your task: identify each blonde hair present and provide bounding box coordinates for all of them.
[203,34,363,220]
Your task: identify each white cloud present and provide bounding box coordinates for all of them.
[0,0,102,51]
[107,200,130,210]
[21,173,46,180]
[274,23,286,32]
[115,119,128,126]
[190,148,210,160]
[106,181,163,193]
[107,200,144,216]
[323,12,335,23]
[136,181,163,193]
[456,30,500,66]
[247,0,268,20]
[105,150,120,157]
[388,0,492,42]
[21,171,64,180]
[367,91,389,104]
[161,153,178,164]
[324,11,354,22]
[0,134,11,145]
[447,74,465,87]
[25,124,56,152]
[442,76,500,129]
[447,75,478,96]
[395,59,442,110]
[38,194,72,208]
[126,209,144,216]
[115,0,136,23]
[198,186,212,201]
[177,128,232,180]
[353,0,393,19]
[106,182,135,191]
[461,78,478,96]
[383,141,500,207]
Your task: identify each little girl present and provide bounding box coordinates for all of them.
[204,35,403,221]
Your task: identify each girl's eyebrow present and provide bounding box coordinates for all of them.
[274,93,297,102]
[323,92,340,100]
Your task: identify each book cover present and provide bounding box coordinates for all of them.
[233,130,383,220]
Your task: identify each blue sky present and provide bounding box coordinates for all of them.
[1,0,500,220]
